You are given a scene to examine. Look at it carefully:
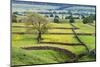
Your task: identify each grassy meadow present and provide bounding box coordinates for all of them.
[12,21,96,66]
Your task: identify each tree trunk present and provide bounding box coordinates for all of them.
[37,32,42,43]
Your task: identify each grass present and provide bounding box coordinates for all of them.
[42,34,78,43]
[79,36,95,50]
[12,22,73,33]
[12,27,36,33]
[12,47,71,65]
[12,27,73,33]
[12,22,73,28]
[48,29,73,33]
[12,23,25,26]
[12,22,96,65]
[12,28,27,32]
[12,34,86,55]
[78,54,96,62]
[12,34,38,47]
[73,22,95,33]
[92,22,96,26]
[49,23,73,28]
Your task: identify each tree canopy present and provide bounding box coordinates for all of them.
[25,13,50,42]
[12,12,17,22]
[54,15,60,23]
[82,14,94,24]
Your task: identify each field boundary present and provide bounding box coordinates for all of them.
[22,46,78,62]
[12,32,95,36]
[12,26,79,29]
[40,42,84,46]
[71,28,89,52]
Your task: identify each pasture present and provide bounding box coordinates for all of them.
[12,21,96,65]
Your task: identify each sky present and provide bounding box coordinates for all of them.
[12,0,96,14]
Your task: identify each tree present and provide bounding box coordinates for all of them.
[88,14,94,23]
[13,11,18,15]
[82,17,89,24]
[67,10,75,23]
[53,11,57,14]
[93,14,96,21]
[69,16,75,23]
[68,14,75,23]
[12,13,17,22]
[62,14,64,19]
[81,14,85,19]
[82,14,94,24]
[25,13,49,43]
[50,14,53,17]
[54,15,60,23]
[67,10,72,15]
[55,15,59,18]
[65,16,68,19]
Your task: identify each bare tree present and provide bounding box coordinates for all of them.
[25,13,49,43]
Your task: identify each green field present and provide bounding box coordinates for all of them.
[12,48,71,65]
[12,22,96,66]
[74,21,95,33]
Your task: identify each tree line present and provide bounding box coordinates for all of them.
[12,11,96,24]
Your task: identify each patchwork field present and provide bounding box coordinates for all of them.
[12,22,96,66]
